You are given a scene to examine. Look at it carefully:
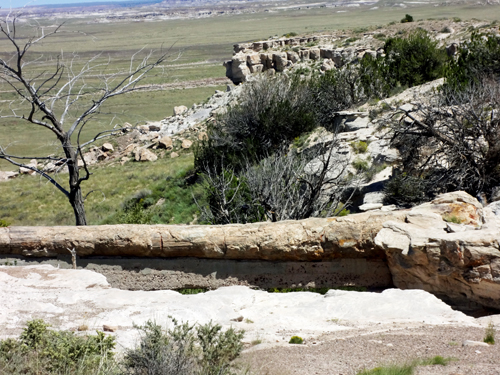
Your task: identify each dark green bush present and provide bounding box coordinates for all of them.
[445,31,500,90]
[195,74,317,173]
[483,322,496,345]
[289,336,303,344]
[401,14,414,23]
[384,172,428,207]
[382,29,448,87]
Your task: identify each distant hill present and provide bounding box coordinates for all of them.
[35,0,165,9]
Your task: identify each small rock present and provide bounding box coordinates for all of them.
[158,136,173,149]
[487,201,500,216]
[399,103,414,112]
[181,139,193,149]
[173,105,188,116]
[19,166,36,175]
[0,171,19,181]
[135,148,158,162]
[102,143,114,152]
[363,192,385,205]
[103,325,118,332]
[359,203,383,211]
[230,316,244,322]
[97,151,108,161]
[170,152,179,158]
[462,340,490,347]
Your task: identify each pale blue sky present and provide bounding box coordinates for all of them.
[4,0,129,8]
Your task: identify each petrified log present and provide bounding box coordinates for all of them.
[0,211,407,261]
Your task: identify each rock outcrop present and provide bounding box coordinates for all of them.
[1,191,499,310]
[375,192,500,310]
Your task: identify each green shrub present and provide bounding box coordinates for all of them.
[289,336,303,344]
[358,356,454,375]
[195,74,317,173]
[0,319,116,374]
[283,32,298,38]
[352,158,370,172]
[401,14,414,23]
[177,288,208,295]
[122,320,244,375]
[382,29,448,87]
[0,219,10,227]
[351,140,369,154]
[484,322,496,345]
[445,31,500,90]
[384,172,427,207]
[442,215,462,224]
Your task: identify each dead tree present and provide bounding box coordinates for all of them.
[388,76,500,202]
[0,14,170,225]
[198,135,359,224]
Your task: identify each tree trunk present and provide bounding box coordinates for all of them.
[69,188,87,226]
[64,137,87,226]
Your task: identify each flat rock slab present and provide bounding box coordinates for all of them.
[0,265,479,350]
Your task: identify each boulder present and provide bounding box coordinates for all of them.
[231,54,250,84]
[19,166,36,175]
[181,139,193,149]
[273,52,288,72]
[251,42,263,52]
[19,159,38,175]
[249,64,264,73]
[173,106,188,116]
[134,148,158,162]
[321,59,336,71]
[97,151,108,161]
[344,116,371,131]
[0,171,19,181]
[260,53,274,69]
[148,123,161,132]
[246,54,261,66]
[332,51,343,67]
[299,50,310,60]
[359,203,383,212]
[101,143,114,152]
[375,191,500,310]
[286,51,300,63]
[309,48,321,60]
[158,136,173,149]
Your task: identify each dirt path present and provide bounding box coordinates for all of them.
[240,325,500,375]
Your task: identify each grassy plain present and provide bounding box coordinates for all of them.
[1,1,500,225]
[0,153,196,226]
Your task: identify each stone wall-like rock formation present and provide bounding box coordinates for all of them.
[224,37,380,84]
